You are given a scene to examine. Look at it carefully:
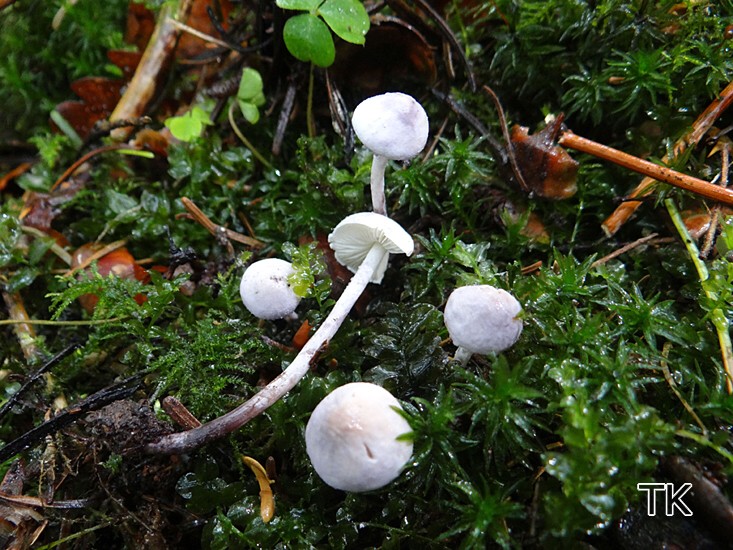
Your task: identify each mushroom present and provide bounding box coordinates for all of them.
[443,285,523,365]
[352,92,429,215]
[305,382,413,492]
[240,258,301,320]
[145,212,414,454]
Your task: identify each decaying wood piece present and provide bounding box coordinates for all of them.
[109,0,195,140]
[602,79,733,236]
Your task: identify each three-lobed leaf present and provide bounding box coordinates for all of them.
[277,0,369,67]
[283,13,335,67]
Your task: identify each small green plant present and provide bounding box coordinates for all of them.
[276,0,370,67]
[237,68,266,124]
[165,105,213,142]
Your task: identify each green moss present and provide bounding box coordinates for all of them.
[1,0,733,547]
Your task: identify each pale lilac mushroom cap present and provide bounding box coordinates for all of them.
[239,258,301,320]
[352,92,429,215]
[444,285,523,364]
[352,92,429,160]
[305,382,413,492]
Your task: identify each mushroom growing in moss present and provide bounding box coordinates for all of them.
[305,382,413,492]
[443,285,523,365]
[240,258,301,320]
[352,92,429,215]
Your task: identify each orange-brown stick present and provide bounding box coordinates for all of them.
[559,131,733,206]
[602,80,733,235]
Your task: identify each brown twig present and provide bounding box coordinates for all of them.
[179,197,263,249]
[602,80,733,236]
[0,162,32,192]
[161,396,202,430]
[700,140,731,258]
[483,85,529,193]
[559,130,733,206]
[589,233,662,269]
[47,144,142,193]
[62,239,128,278]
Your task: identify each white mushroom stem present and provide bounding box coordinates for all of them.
[370,155,389,215]
[453,347,474,366]
[144,243,389,455]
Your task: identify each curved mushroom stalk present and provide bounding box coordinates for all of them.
[145,213,413,455]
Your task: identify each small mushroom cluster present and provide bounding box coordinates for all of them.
[230,92,430,491]
[152,92,524,497]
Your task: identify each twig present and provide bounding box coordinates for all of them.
[660,342,707,434]
[559,130,733,206]
[20,226,72,266]
[62,239,128,277]
[483,85,529,193]
[602,79,733,235]
[180,196,263,249]
[397,0,476,90]
[0,344,79,421]
[0,317,129,327]
[165,17,232,49]
[47,144,144,193]
[665,198,733,393]
[0,162,32,192]
[161,396,202,429]
[590,233,659,268]
[700,140,731,258]
[0,377,141,462]
[306,63,316,139]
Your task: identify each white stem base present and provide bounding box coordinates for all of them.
[454,347,473,366]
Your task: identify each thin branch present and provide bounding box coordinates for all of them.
[0,377,141,462]
[559,130,733,205]
[165,17,232,49]
[62,239,128,277]
[602,79,733,235]
[590,233,659,269]
[180,196,264,250]
[2,291,41,363]
[0,344,79,421]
